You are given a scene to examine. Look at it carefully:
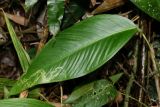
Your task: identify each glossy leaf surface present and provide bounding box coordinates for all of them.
[47,0,64,35]
[10,15,138,95]
[64,79,117,107]
[131,0,160,21]
[0,98,54,107]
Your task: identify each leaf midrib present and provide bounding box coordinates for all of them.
[44,27,137,68]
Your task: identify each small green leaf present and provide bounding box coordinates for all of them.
[64,79,117,107]
[10,15,138,95]
[4,12,30,72]
[0,78,16,98]
[109,73,123,84]
[0,78,15,89]
[4,86,9,99]
[25,0,38,11]
[61,0,86,29]
[131,0,160,21]
[64,82,94,103]
[0,78,39,98]
[0,98,54,107]
[28,88,40,99]
[47,0,65,35]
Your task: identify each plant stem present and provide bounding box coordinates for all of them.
[122,93,148,107]
[124,73,134,107]
[150,46,160,106]
[142,33,160,106]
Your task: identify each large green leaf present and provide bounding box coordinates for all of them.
[4,12,30,72]
[131,0,160,21]
[47,0,64,35]
[64,79,117,107]
[0,98,54,107]
[10,15,138,95]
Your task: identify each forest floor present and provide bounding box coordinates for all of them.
[0,0,160,107]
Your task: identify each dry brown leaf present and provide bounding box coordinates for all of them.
[5,13,29,26]
[19,90,28,98]
[115,91,123,103]
[0,16,5,27]
[52,95,70,107]
[52,102,70,107]
[92,0,126,14]
[90,0,97,7]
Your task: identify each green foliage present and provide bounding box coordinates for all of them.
[109,73,123,84]
[0,78,15,90]
[64,79,117,107]
[0,98,54,107]
[0,78,15,99]
[25,0,64,35]
[10,15,138,95]
[61,0,86,29]
[0,78,39,99]
[64,82,94,103]
[25,0,38,11]
[0,78,15,97]
[131,0,160,21]
[47,0,65,35]
[0,0,144,106]
[4,12,30,72]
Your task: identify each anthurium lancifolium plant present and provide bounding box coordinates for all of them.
[2,0,160,106]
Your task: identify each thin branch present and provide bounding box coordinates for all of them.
[142,33,160,106]
[122,92,148,107]
[60,85,63,107]
[124,39,139,107]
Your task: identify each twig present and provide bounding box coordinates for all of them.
[134,80,147,93]
[60,85,63,107]
[124,39,139,107]
[122,92,148,107]
[139,33,147,105]
[124,73,134,107]
[39,93,50,103]
[36,26,48,54]
[150,49,160,106]
[142,33,160,106]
